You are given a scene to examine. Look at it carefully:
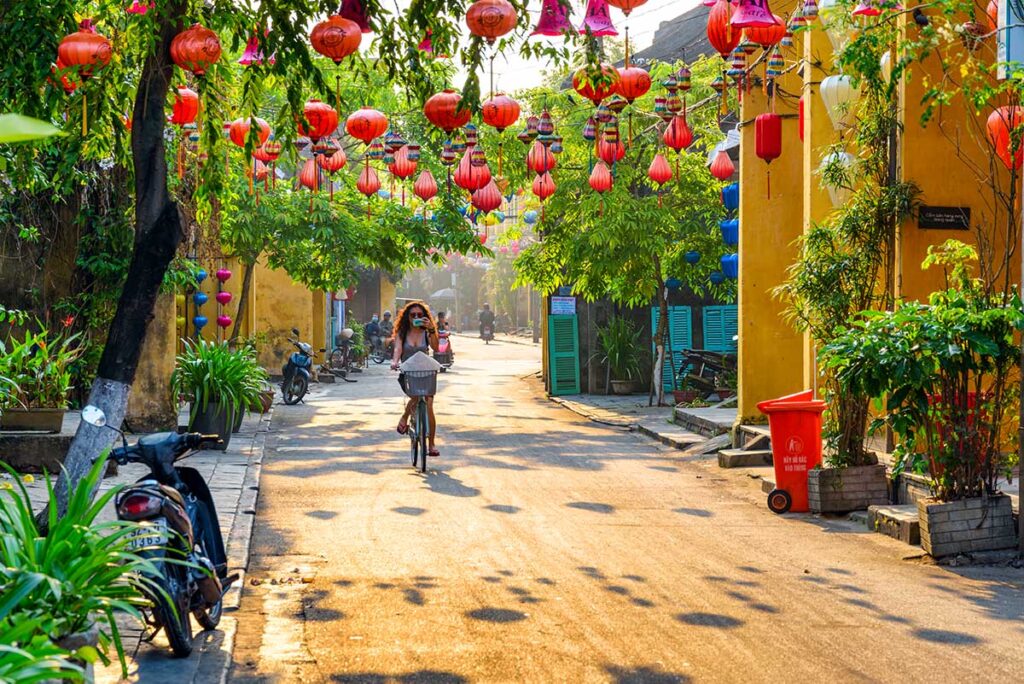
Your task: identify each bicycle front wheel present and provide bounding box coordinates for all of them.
[417,400,429,473]
[409,412,419,468]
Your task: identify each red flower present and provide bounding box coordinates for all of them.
[61,315,75,328]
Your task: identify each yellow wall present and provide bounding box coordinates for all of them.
[126,293,177,430]
[380,276,397,317]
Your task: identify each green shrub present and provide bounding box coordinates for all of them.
[171,339,269,424]
[597,317,643,381]
[0,325,83,410]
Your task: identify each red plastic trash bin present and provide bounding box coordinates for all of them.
[756,390,827,514]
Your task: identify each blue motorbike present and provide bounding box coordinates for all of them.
[282,327,316,405]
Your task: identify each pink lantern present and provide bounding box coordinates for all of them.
[499,245,509,254]
[238,32,273,67]
[215,291,233,305]
[533,0,573,36]
[413,169,438,201]
[579,0,617,36]
[589,161,613,193]
[709,149,735,180]
[340,0,371,33]
[216,268,232,282]
[472,180,503,213]
[731,0,778,27]
[532,171,556,200]
[217,315,232,328]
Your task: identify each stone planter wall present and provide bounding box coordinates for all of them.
[895,471,932,506]
[918,495,1016,557]
[808,464,890,514]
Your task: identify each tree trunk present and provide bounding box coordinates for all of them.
[650,257,668,407]
[229,259,255,343]
[44,4,186,523]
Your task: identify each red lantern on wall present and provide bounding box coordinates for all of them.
[466,0,518,45]
[298,100,339,142]
[616,66,652,103]
[986,0,998,32]
[744,14,786,47]
[987,105,1024,170]
[169,85,199,125]
[346,106,388,144]
[707,0,740,58]
[710,148,735,180]
[424,89,472,133]
[755,112,782,197]
[481,93,521,132]
[573,65,620,105]
[310,15,362,63]
[171,23,222,76]
[472,179,503,213]
[414,169,438,201]
[527,140,556,173]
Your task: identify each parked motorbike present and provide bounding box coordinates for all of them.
[81,406,235,658]
[282,327,317,404]
[434,330,454,371]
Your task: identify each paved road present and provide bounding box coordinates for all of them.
[231,336,1024,683]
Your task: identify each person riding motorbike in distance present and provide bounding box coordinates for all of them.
[479,303,495,338]
[392,301,441,457]
[379,310,394,339]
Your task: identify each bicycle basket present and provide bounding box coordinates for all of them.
[403,369,437,397]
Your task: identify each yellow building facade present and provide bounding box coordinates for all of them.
[736,4,1018,424]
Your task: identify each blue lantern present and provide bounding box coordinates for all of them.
[721,253,739,279]
[719,218,739,247]
[709,271,725,285]
[459,204,469,216]
[193,315,208,329]
[685,250,701,264]
[665,277,682,290]
[196,268,207,284]
[722,183,739,212]
[377,189,391,199]
[523,210,539,225]
[494,211,506,222]
[192,292,208,307]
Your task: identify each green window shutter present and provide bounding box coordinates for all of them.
[548,314,580,395]
[703,305,738,353]
[651,306,692,390]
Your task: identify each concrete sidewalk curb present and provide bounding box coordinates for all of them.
[549,396,637,429]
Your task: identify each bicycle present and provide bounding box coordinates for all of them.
[402,368,437,473]
[369,336,389,365]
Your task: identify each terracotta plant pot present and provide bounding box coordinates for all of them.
[0,408,65,433]
[672,390,699,404]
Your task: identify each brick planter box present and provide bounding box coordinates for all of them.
[918,495,1016,558]
[808,464,890,514]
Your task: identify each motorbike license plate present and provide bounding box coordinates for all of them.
[125,518,169,551]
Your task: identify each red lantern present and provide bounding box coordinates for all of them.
[424,89,472,133]
[532,172,556,201]
[648,154,672,186]
[573,65,620,105]
[987,105,1024,170]
[527,140,556,173]
[58,20,112,80]
[389,145,417,179]
[744,14,786,47]
[465,0,518,45]
[606,0,648,15]
[171,23,222,76]
[345,107,388,144]
[414,169,438,201]
[662,113,693,152]
[755,112,782,197]
[298,100,339,142]
[472,180,503,213]
[589,161,613,193]
[798,96,805,142]
[318,145,348,172]
[229,117,270,148]
[254,141,282,163]
[616,66,652,103]
[299,158,321,190]
[310,15,362,63]
[50,58,78,94]
[986,0,998,32]
[597,136,625,165]
[357,164,381,196]
[710,149,735,180]
[454,148,492,191]
[169,85,199,125]
[340,0,372,32]
[482,93,521,132]
[707,0,740,58]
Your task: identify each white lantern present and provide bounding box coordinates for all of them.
[820,74,861,130]
[818,0,851,51]
[879,50,892,84]
[819,151,855,206]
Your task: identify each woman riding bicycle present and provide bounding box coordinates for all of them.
[391,300,440,456]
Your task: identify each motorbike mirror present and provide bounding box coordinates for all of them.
[82,405,106,427]
[291,327,300,336]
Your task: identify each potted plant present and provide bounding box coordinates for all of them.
[597,317,644,395]
[822,242,1022,552]
[0,456,165,680]
[171,339,268,449]
[0,326,82,433]
[671,376,702,406]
